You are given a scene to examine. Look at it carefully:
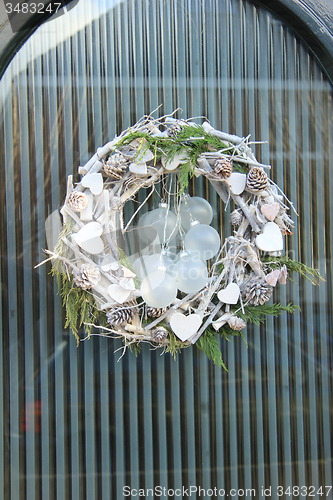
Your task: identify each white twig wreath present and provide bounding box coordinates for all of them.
[40,109,322,368]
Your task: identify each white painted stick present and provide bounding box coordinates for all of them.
[60,206,85,228]
[202,121,244,144]
[197,158,229,203]
[190,302,224,344]
[201,152,271,170]
[61,236,119,285]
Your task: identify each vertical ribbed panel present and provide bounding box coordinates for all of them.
[0,0,332,499]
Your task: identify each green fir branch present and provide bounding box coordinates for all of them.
[103,124,248,192]
[262,255,324,285]
[178,160,194,192]
[129,342,142,356]
[197,328,228,370]
[161,326,189,358]
[51,218,75,277]
[58,271,102,344]
[238,302,300,326]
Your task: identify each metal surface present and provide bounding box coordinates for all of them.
[0,0,332,499]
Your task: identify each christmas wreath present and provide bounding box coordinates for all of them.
[40,110,322,369]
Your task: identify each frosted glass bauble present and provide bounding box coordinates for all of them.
[138,212,156,244]
[133,255,149,279]
[133,253,175,279]
[173,254,208,293]
[140,270,178,308]
[180,196,213,232]
[143,206,177,243]
[185,224,221,261]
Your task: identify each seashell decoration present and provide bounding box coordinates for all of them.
[67,191,89,211]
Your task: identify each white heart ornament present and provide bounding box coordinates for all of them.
[161,151,188,171]
[255,222,283,252]
[100,254,119,271]
[72,222,104,254]
[261,202,280,222]
[217,283,240,304]
[81,173,103,195]
[169,313,202,342]
[107,284,132,303]
[119,277,136,290]
[138,149,154,162]
[226,173,247,195]
[129,162,148,175]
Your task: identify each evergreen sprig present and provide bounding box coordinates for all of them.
[59,271,103,344]
[163,327,189,358]
[51,219,75,277]
[197,327,228,370]
[238,302,300,326]
[262,255,324,285]
[106,123,248,191]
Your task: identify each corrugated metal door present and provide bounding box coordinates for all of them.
[0,0,332,498]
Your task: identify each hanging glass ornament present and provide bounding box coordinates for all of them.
[180,196,213,232]
[133,255,149,279]
[185,223,221,261]
[140,270,178,308]
[173,252,209,293]
[137,211,156,245]
[143,203,178,243]
[133,252,175,279]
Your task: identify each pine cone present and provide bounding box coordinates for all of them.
[151,326,169,342]
[103,153,129,178]
[227,316,247,331]
[246,167,269,193]
[242,277,273,306]
[166,123,183,137]
[67,191,88,211]
[146,306,167,318]
[106,306,134,326]
[73,264,101,290]
[230,209,243,226]
[214,158,233,179]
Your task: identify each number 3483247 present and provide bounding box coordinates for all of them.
[277,486,332,496]
[5,3,62,14]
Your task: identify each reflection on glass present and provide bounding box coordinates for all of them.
[0,0,332,497]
